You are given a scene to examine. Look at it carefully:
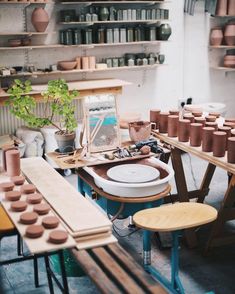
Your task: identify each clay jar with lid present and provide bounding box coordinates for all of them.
[210,27,223,46]
[178,119,190,142]
[128,121,151,142]
[150,109,161,129]
[159,112,169,133]
[168,115,179,137]
[218,126,231,149]
[190,123,203,147]
[216,0,228,16]
[194,117,206,127]
[202,127,215,152]
[213,131,227,157]
[227,137,235,163]
[6,149,20,177]
[224,21,235,46]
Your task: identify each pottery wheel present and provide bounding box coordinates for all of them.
[107,164,160,183]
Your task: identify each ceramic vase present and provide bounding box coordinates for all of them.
[168,115,179,137]
[6,149,20,177]
[216,0,228,15]
[210,27,223,46]
[218,126,231,150]
[128,121,151,143]
[190,123,203,147]
[178,119,190,142]
[31,8,49,32]
[157,24,172,41]
[224,22,235,46]
[150,109,161,129]
[159,112,169,133]
[99,7,109,21]
[227,137,235,163]
[202,127,215,152]
[213,131,226,157]
[228,0,235,15]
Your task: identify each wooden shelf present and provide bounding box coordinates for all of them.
[0,32,50,36]
[60,1,170,4]
[0,44,63,50]
[209,45,235,49]
[210,66,235,72]
[0,1,51,3]
[59,19,169,25]
[211,15,235,18]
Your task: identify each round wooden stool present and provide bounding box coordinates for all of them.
[133,202,217,294]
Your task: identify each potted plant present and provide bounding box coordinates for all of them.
[6,79,79,153]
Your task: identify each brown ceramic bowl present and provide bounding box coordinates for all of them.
[58,61,77,70]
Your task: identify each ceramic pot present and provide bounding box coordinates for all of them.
[218,126,231,150]
[205,115,217,122]
[6,149,20,177]
[194,117,206,127]
[76,57,81,69]
[178,119,190,142]
[224,121,235,128]
[228,0,235,15]
[205,121,218,130]
[225,117,235,122]
[227,137,235,163]
[2,145,17,171]
[159,112,169,133]
[216,0,228,15]
[167,115,179,137]
[54,132,75,153]
[157,24,172,41]
[150,109,161,129]
[99,7,109,21]
[213,131,226,157]
[231,129,235,136]
[210,27,223,46]
[89,56,96,69]
[192,111,203,117]
[183,113,195,123]
[224,22,235,46]
[82,56,89,69]
[190,123,203,147]
[169,109,179,115]
[31,8,49,32]
[128,121,151,143]
[202,127,215,152]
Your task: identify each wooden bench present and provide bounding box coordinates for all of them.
[72,243,167,294]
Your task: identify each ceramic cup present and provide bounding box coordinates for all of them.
[218,126,231,150]
[6,149,20,177]
[150,109,161,129]
[205,122,218,130]
[213,131,227,157]
[128,121,151,143]
[202,127,215,152]
[159,112,169,133]
[178,119,190,142]
[194,117,206,127]
[190,123,203,147]
[227,137,235,163]
[168,115,179,137]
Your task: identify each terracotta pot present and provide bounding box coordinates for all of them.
[89,56,96,69]
[209,111,220,118]
[192,111,203,117]
[82,56,89,69]
[205,122,218,130]
[210,27,223,46]
[218,126,231,150]
[6,149,20,177]
[225,117,235,122]
[58,60,77,70]
[216,0,228,15]
[169,109,179,115]
[224,57,235,67]
[183,113,195,123]
[167,115,179,137]
[158,112,169,133]
[202,127,215,152]
[227,137,235,163]
[213,131,227,157]
[128,121,151,143]
[223,121,235,128]
[205,115,217,122]
[194,117,206,127]
[224,22,235,46]
[231,129,235,136]
[120,112,141,129]
[190,123,203,147]
[228,0,235,15]
[2,145,17,171]
[54,131,75,153]
[31,8,49,32]
[178,119,190,142]
[150,109,161,129]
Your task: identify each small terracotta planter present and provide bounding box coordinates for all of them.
[216,0,228,16]
[178,119,190,142]
[190,123,203,147]
[150,109,161,129]
[205,122,218,130]
[192,111,203,117]
[223,121,235,128]
[167,115,179,137]
[1,145,17,171]
[183,113,195,123]
[5,149,20,177]
[227,137,235,163]
[225,117,235,123]
[209,112,220,118]
[213,131,227,157]
[231,129,235,137]
[210,27,223,45]
[194,117,206,127]
[202,127,215,152]
[159,112,169,133]
[205,115,217,122]
[169,109,179,115]
[218,126,231,150]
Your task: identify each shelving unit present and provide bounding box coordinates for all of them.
[210,45,235,49]
[211,66,235,72]
[59,19,169,25]
[60,1,170,4]
[0,1,52,4]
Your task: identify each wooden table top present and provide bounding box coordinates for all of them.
[153,131,235,174]
[133,202,218,232]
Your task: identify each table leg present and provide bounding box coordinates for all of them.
[197,163,216,203]
[77,176,85,196]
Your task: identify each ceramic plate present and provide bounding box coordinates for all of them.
[107,164,160,183]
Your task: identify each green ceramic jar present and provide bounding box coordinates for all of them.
[157,23,172,40]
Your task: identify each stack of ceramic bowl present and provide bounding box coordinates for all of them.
[224,49,235,68]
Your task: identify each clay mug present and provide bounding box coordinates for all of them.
[227,137,235,163]
[128,121,152,143]
[178,119,190,142]
[190,123,203,147]
[202,127,215,152]
[167,115,179,137]
[213,131,227,157]
[159,112,169,133]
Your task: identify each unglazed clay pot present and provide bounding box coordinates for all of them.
[128,121,151,142]
[2,145,17,171]
[209,112,220,118]
[231,129,235,136]
[194,117,206,127]
[158,112,169,133]
[224,121,235,128]
[227,137,235,163]
[218,126,231,149]
[168,115,179,137]
[228,0,235,15]
[150,109,161,129]
[205,122,218,130]
[205,115,217,122]
[183,113,195,123]
[213,131,227,157]
[31,8,49,32]
[224,21,235,46]
[190,123,203,147]
[169,109,179,115]
[225,117,235,122]
[6,149,20,177]
[192,111,203,117]
[210,27,223,46]
[178,119,190,142]
[202,127,215,152]
[216,0,228,16]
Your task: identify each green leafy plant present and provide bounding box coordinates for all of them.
[6,79,78,134]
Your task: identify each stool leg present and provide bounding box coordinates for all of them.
[171,231,185,294]
[143,230,151,267]
[58,250,69,294]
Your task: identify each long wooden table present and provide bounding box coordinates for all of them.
[152,130,235,251]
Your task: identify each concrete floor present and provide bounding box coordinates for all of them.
[1,153,235,294]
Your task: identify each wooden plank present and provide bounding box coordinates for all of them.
[107,243,167,294]
[76,234,117,250]
[91,247,147,294]
[71,248,122,294]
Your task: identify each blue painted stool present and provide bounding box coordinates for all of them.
[133,202,217,294]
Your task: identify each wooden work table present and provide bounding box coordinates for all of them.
[152,130,235,251]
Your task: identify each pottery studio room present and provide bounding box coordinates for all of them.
[0,0,235,294]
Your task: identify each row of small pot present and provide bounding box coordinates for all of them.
[210,22,235,46]
[215,0,235,16]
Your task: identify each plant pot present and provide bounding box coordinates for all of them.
[31,8,49,32]
[202,127,215,152]
[213,131,226,157]
[216,0,228,16]
[210,27,223,46]
[224,21,235,46]
[190,123,203,147]
[157,24,172,41]
[227,137,235,163]
[54,132,75,153]
[99,7,109,21]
